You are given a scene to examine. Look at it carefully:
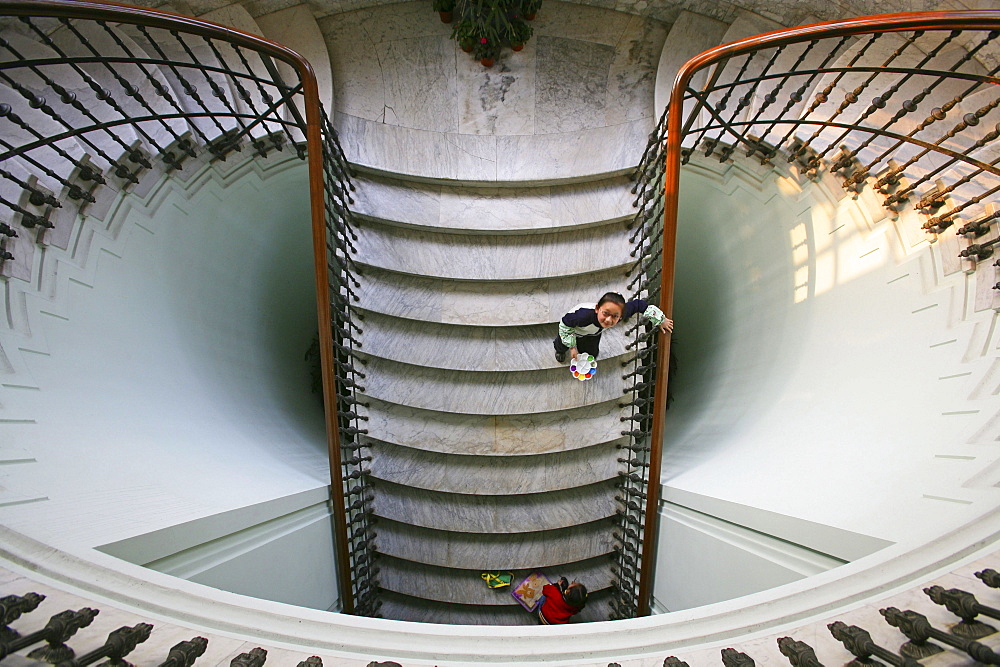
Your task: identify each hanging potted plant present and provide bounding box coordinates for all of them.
[506,17,532,51]
[474,39,501,67]
[433,0,455,22]
[451,18,478,52]
[519,0,541,20]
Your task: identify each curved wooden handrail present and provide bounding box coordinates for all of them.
[639,9,1000,615]
[0,0,354,613]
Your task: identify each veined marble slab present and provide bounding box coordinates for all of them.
[353,219,631,280]
[376,517,615,569]
[534,36,615,134]
[377,554,612,605]
[494,119,652,181]
[368,441,619,494]
[351,173,634,234]
[359,355,629,414]
[338,112,654,182]
[354,265,642,327]
[362,398,629,455]
[357,311,631,371]
[335,113,500,181]
[372,480,617,532]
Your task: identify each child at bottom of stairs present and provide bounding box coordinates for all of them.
[538,577,588,624]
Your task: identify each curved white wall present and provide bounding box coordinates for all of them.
[656,155,1000,609]
[0,157,329,553]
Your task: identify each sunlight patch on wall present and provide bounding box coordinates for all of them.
[791,198,888,303]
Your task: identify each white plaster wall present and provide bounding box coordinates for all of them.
[657,156,1000,609]
[0,158,330,552]
[100,488,339,612]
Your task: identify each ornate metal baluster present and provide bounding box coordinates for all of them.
[56,19,177,161]
[687,52,758,157]
[15,19,151,174]
[828,29,962,180]
[134,26,231,146]
[63,622,153,667]
[96,20,208,156]
[156,637,208,667]
[829,620,918,666]
[0,593,45,642]
[923,585,998,638]
[882,606,1000,663]
[784,33,883,166]
[0,608,99,662]
[777,636,823,667]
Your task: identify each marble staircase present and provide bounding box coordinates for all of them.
[349,169,639,623]
[10,0,1000,631]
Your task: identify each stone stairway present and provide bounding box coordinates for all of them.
[350,170,638,623]
[307,1,719,622]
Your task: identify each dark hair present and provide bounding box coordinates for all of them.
[597,292,626,309]
[564,583,588,609]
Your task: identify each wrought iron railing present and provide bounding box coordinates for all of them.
[0,0,372,615]
[4,567,1000,661]
[626,10,1000,616]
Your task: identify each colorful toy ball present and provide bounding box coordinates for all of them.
[570,354,597,381]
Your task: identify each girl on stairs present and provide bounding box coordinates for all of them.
[554,292,673,363]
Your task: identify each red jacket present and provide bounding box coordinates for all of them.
[539,583,582,624]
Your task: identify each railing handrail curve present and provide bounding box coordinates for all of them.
[0,0,355,612]
[640,8,1000,616]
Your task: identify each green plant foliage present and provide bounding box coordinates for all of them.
[432,0,454,12]
[445,0,540,61]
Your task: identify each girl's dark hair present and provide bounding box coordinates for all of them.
[564,583,588,608]
[597,292,626,309]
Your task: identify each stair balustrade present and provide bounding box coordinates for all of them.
[627,9,1000,617]
[0,576,998,664]
[0,0,369,614]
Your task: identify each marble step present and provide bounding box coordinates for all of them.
[352,172,633,234]
[367,441,619,494]
[361,398,629,456]
[354,264,639,327]
[377,589,614,624]
[371,480,616,533]
[356,310,631,372]
[354,218,632,281]
[376,555,613,606]
[375,517,615,569]
[338,114,652,183]
[358,356,631,415]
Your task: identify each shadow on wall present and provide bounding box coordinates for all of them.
[663,164,797,478]
[158,163,327,465]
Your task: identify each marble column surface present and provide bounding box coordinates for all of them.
[362,398,628,455]
[320,0,668,181]
[357,311,631,371]
[376,554,612,605]
[351,173,634,234]
[355,265,641,327]
[378,590,614,625]
[353,218,631,280]
[359,355,629,414]
[376,517,615,569]
[372,480,617,532]
[367,441,618,494]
